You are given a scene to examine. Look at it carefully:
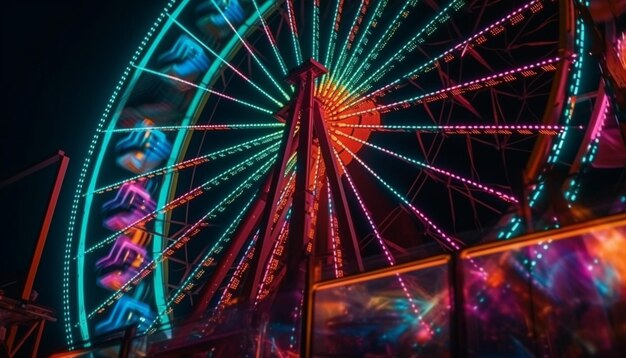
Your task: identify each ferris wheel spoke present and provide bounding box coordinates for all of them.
[342,0,548,109]
[209,229,260,322]
[284,0,303,65]
[85,158,276,327]
[149,193,261,331]
[332,147,435,328]
[208,0,291,101]
[331,123,573,136]
[335,56,565,119]
[168,15,284,107]
[90,131,282,195]
[311,0,320,61]
[328,0,389,92]
[134,65,274,114]
[326,182,344,278]
[329,0,466,102]
[326,0,370,78]
[324,0,419,99]
[334,130,518,203]
[81,141,280,256]
[252,0,289,76]
[333,138,463,251]
[108,122,284,133]
[321,0,343,72]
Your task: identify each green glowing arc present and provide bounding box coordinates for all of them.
[153,0,279,332]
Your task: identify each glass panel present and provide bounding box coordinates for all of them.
[462,217,626,357]
[312,257,451,357]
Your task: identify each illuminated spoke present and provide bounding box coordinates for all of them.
[345,0,546,108]
[254,207,292,306]
[326,183,343,278]
[311,0,320,61]
[332,0,465,102]
[85,157,276,325]
[327,0,369,76]
[168,15,284,107]
[285,0,303,65]
[334,138,462,251]
[332,123,574,136]
[108,123,284,133]
[210,229,260,321]
[252,0,289,76]
[336,56,565,118]
[334,130,518,203]
[82,142,280,255]
[333,147,432,324]
[134,65,274,114]
[327,0,417,97]
[209,0,290,100]
[90,131,282,195]
[330,0,389,90]
[319,0,343,91]
[148,193,261,331]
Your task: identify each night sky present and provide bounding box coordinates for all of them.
[1,0,163,354]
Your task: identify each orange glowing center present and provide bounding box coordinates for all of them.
[315,80,381,168]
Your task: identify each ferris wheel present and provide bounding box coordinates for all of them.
[62,0,593,354]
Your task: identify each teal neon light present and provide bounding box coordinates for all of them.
[153,0,276,334]
[65,0,186,349]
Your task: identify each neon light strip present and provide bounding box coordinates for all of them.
[565,97,609,203]
[312,0,320,61]
[498,4,587,238]
[345,0,545,107]
[255,208,292,306]
[90,131,281,195]
[85,157,276,326]
[148,194,261,331]
[332,123,574,135]
[322,0,343,69]
[252,0,288,76]
[168,15,284,107]
[330,0,389,89]
[209,0,290,100]
[151,0,276,338]
[334,0,465,102]
[327,0,369,74]
[327,183,343,278]
[285,0,303,64]
[334,130,518,203]
[336,56,564,118]
[134,65,274,114]
[81,142,279,255]
[332,147,429,325]
[211,229,259,320]
[66,0,184,348]
[331,0,418,96]
[319,0,344,91]
[334,139,462,251]
[108,123,284,133]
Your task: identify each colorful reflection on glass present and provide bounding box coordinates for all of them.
[312,257,451,357]
[462,218,626,357]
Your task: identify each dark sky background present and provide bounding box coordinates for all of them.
[1,0,164,354]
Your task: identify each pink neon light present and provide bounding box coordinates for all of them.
[285,0,300,36]
[342,0,545,109]
[337,55,564,118]
[332,123,571,134]
[334,130,518,203]
[333,147,431,328]
[334,139,463,251]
